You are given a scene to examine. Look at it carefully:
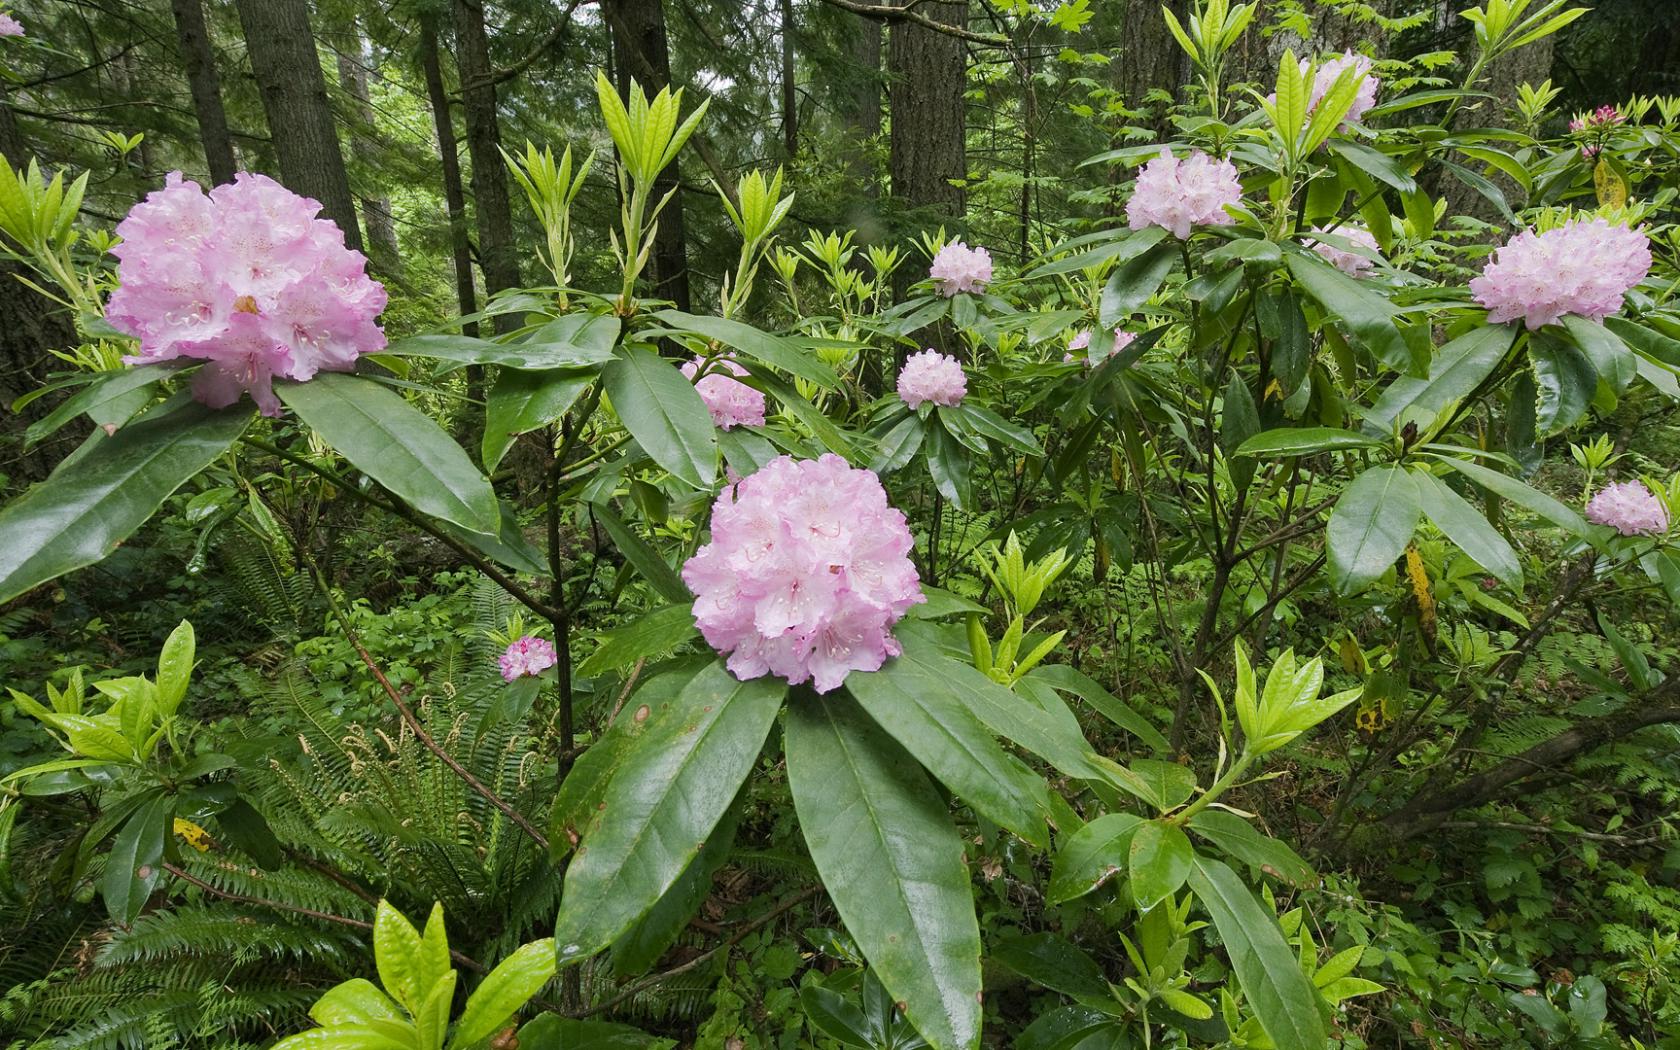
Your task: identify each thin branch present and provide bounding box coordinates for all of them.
[813,0,1008,46]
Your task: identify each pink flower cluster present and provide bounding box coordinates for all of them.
[1570,106,1623,133]
[1064,327,1137,367]
[105,172,386,417]
[897,349,967,409]
[1586,481,1669,537]
[0,12,23,36]
[929,240,992,296]
[1265,53,1379,132]
[681,356,766,430]
[1126,150,1243,239]
[682,454,925,693]
[1309,224,1381,277]
[500,636,558,681]
[1469,218,1651,330]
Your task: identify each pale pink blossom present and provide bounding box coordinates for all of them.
[1469,218,1651,329]
[897,349,966,409]
[1586,481,1669,537]
[105,171,386,416]
[1063,327,1136,367]
[681,454,925,693]
[500,636,558,681]
[1309,225,1381,277]
[1126,150,1242,239]
[681,356,766,430]
[0,12,23,36]
[929,240,992,296]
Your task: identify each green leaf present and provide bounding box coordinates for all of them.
[601,346,717,488]
[799,985,874,1049]
[1025,665,1169,752]
[1048,813,1144,903]
[992,933,1109,1000]
[483,369,593,470]
[743,370,854,456]
[1529,331,1597,435]
[373,901,427,1012]
[1433,455,1591,538]
[554,662,782,965]
[0,397,251,606]
[785,692,981,1050]
[215,798,285,869]
[1285,251,1412,374]
[103,794,170,924]
[590,502,689,603]
[1100,241,1177,327]
[449,938,557,1050]
[387,316,618,370]
[1235,427,1382,458]
[516,1016,669,1050]
[154,619,194,717]
[1562,316,1633,395]
[948,403,1041,455]
[1119,758,1198,811]
[1128,820,1193,909]
[310,979,402,1027]
[869,413,925,475]
[279,373,499,535]
[650,310,840,388]
[1327,466,1420,595]
[846,653,1053,847]
[1187,856,1327,1050]
[577,603,698,677]
[1364,324,1513,434]
[1413,470,1521,587]
[1186,811,1315,886]
[25,366,163,447]
[609,804,737,976]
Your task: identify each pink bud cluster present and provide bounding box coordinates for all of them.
[681,356,766,430]
[1309,225,1381,277]
[105,172,386,417]
[929,240,993,296]
[897,349,967,409]
[1126,150,1243,239]
[1468,217,1651,330]
[1569,106,1623,133]
[1064,327,1137,367]
[500,636,558,681]
[682,454,925,694]
[0,12,22,36]
[1586,481,1669,537]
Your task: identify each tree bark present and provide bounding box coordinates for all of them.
[452,0,522,333]
[602,0,691,311]
[170,0,238,185]
[233,0,363,251]
[419,16,480,339]
[887,0,966,219]
[1116,0,1189,118]
[781,0,798,160]
[336,32,400,273]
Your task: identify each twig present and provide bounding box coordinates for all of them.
[812,0,1008,45]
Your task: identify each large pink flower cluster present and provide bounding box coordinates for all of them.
[929,240,992,296]
[1126,150,1243,239]
[0,12,23,36]
[681,356,766,430]
[682,454,925,693]
[1586,481,1669,537]
[1309,224,1381,277]
[1063,327,1137,367]
[500,636,558,681]
[1469,218,1651,330]
[897,349,967,409]
[105,172,386,416]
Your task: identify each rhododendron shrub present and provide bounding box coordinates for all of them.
[105,172,387,416]
[681,355,767,429]
[1470,217,1651,329]
[1126,150,1243,238]
[500,636,558,680]
[1586,481,1669,537]
[897,349,967,408]
[928,239,992,295]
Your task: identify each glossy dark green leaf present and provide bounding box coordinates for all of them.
[924,421,971,508]
[1435,455,1591,538]
[1129,820,1194,909]
[590,502,690,603]
[0,398,252,605]
[483,368,594,469]
[1186,810,1314,886]
[1364,324,1513,434]
[1285,251,1411,374]
[650,310,840,388]
[870,413,925,474]
[846,653,1052,847]
[516,1015,669,1050]
[1327,465,1420,594]
[387,314,619,370]
[799,985,874,1048]
[1264,287,1312,396]
[554,662,782,965]
[1235,427,1381,458]
[279,373,499,535]
[1413,470,1522,587]
[1099,241,1177,327]
[609,802,739,976]
[104,794,171,924]
[1117,759,1197,812]
[215,798,284,870]
[601,346,717,488]
[992,933,1109,1000]
[1327,140,1417,194]
[738,370,854,455]
[25,366,165,447]
[1562,317,1634,395]
[1187,856,1326,1050]
[577,603,698,677]
[949,403,1040,455]
[786,692,982,1050]
[1221,373,1260,491]
[1024,665,1169,752]
[1048,813,1143,903]
[1529,331,1597,435]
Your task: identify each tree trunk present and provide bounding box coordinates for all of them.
[234,0,363,251]
[419,16,480,340]
[452,0,521,333]
[170,0,238,185]
[335,30,401,273]
[887,0,966,220]
[602,0,691,311]
[1439,30,1555,224]
[781,0,798,160]
[1116,0,1189,118]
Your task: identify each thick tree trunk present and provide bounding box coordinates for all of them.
[234,0,362,251]
[170,0,238,185]
[335,32,401,273]
[781,0,798,159]
[602,0,691,311]
[1116,0,1189,116]
[452,0,522,333]
[887,0,966,219]
[419,17,480,340]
